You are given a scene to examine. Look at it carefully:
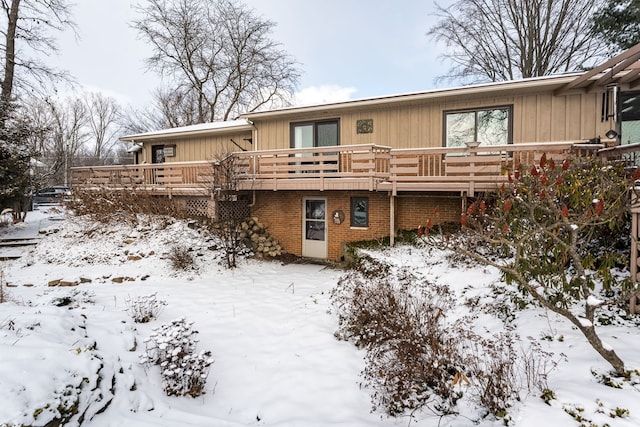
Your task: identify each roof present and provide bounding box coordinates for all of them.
[556,43,640,95]
[119,119,253,142]
[241,73,581,120]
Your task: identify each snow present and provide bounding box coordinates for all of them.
[1,207,639,426]
[587,295,605,307]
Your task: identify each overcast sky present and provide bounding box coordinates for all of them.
[51,0,451,108]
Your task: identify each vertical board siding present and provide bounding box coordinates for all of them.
[156,88,611,160]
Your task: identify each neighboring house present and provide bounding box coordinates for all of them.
[72,44,640,262]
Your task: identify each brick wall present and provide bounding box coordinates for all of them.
[396,194,462,230]
[251,190,463,261]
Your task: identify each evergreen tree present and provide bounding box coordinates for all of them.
[592,0,640,53]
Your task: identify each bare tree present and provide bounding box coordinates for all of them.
[132,0,300,124]
[44,97,89,186]
[428,0,608,83]
[83,92,122,164]
[206,153,249,269]
[0,0,75,118]
[0,0,75,215]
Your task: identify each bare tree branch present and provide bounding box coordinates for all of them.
[132,0,300,125]
[428,0,609,84]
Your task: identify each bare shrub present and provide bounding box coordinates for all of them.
[168,245,195,271]
[66,187,185,225]
[125,292,167,323]
[333,254,559,420]
[140,318,214,397]
[332,256,465,416]
[459,331,520,417]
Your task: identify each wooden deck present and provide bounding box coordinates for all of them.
[71,141,610,195]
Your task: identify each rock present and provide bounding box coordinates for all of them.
[79,277,92,283]
[59,280,79,287]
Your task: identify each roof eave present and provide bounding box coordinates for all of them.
[119,123,254,143]
[241,74,581,120]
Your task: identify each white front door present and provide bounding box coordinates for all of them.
[302,197,327,259]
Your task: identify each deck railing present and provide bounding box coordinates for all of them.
[71,161,216,194]
[70,141,606,194]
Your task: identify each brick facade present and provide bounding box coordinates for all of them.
[251,190,463,261]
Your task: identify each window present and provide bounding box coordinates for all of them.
[350,197,368,227]
[620,91,640,145]
[444,106,512,147]
[291,119,339,149]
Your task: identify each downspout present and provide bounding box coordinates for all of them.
[248,120,258,207]
[390,193,396,246]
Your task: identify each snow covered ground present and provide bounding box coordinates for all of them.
[0,207,639,426]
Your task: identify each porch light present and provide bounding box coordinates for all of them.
[605,129,618,139]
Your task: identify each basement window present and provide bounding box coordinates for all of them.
[350,197,369,228]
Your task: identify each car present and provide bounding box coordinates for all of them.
[32,186,71,205]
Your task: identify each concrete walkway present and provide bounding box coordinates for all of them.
[0,206,65,260]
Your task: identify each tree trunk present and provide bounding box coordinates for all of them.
[1,0,20,108]
[540,295,626,375]
[580,324,626,375]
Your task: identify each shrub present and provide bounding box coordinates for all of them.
[168,245,195,271]
[66,187,185,225]
[140,318,214,397]
[125,292,167,323]
[459,331,520,417]
[332,256,465,416]
[333,255,557,420]
[423,154,634,375]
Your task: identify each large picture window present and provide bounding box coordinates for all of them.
[444,106,512,148]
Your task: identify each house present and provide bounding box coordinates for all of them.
[72,44,640,262]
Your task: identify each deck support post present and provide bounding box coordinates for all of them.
[390,194,396,247]
[631,192,640,314]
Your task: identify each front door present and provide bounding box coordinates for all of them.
[151,145,165,163]
[302,198,327,259]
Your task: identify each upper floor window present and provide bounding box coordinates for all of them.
[444,106,512,148]
[620,91,640,145]
[291,119,339,149]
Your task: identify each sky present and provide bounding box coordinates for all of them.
[50,0,451,109]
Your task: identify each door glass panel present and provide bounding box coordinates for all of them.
[305,200,325,241]
[152,146,165,163]
[317,122,338,147]
[294,124,314,149]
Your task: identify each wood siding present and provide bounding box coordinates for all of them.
[252,91,609,151]
[139,131,253,163]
